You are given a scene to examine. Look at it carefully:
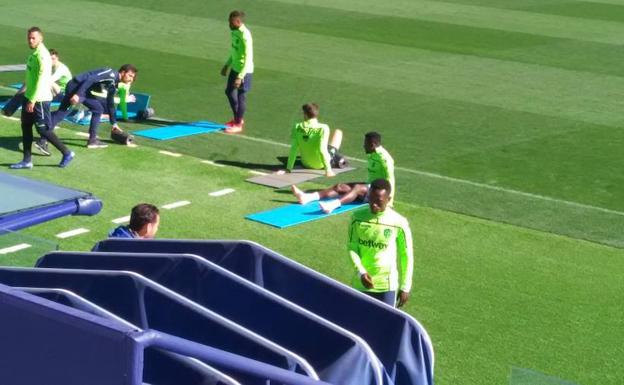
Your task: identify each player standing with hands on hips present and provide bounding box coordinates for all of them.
[221,10,254,134]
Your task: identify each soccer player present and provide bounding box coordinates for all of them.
[10,27,74,169]
[291,131,395,213]
[109,203,160,239]
[221,10,254,134]
[284,103,344,177]
[49,64,138,148]
[347,178,413,307]
[2,49,72,119]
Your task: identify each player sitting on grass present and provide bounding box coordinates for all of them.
[48,64,138,148]
[109,203,160,239]
[291,131,395,213]
[282,103,345,177]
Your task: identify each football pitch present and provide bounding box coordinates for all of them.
[1,0,623,384]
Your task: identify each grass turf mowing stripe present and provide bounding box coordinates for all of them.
[56,228,90,239]
[230,133,624,217]
[7,0,624,128]
[0,243,31,254]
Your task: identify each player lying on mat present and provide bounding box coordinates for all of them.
[279,103,346,177]
[291,131,395,213]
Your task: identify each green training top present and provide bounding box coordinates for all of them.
[51,61,72,91]
[367,145,395,201]
[286,118,332,171]
[224,24,254,79]
[348,206,414,293]
[24,42,52,103]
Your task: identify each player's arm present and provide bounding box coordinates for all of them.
[74,69,112,101]
[105,84,118,127]
[397,220,414,307]
[348,218,373,288]
[117,83,130,121]
[237,29,253,79]
[286,126,299,171]
[24,52,45,104]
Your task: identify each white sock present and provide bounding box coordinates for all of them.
[298,192,317,205]
[320,199,341,214]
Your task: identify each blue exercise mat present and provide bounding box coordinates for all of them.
[246,200,366,228]
[133,121,226,140]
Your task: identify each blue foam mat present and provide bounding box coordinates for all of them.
[133,120,226,140]
[246,200,366,228]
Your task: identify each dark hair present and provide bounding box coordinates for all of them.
[129,203,159,232]
[27,26,42,34]
[49,49,59,57]
[119,64,138,73]
[302,103,319,119]
[365,131,381,145]
[370,178,392,195]
[229,10,245,20]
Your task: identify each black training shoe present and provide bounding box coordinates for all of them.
[34,140,51,156]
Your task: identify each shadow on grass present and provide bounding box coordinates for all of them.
[214,159,283,171]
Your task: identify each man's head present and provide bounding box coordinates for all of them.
[118,64,138,85]
[368,178,392,214]
[229,10,245,30]
[364,131,381,154]
[129,203,160,239]
[27,27,43,49]
[49,49,59,66]
[302,103,319,120]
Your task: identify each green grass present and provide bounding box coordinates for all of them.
[1,0,623,384]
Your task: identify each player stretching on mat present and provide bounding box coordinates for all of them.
[221,10,254,134]
[49,64,137,148]
[291,131,395,213]
[282,103,345,177]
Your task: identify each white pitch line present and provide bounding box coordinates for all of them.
[159,150,182,157]
[75,132,90,137]
[111,215,130,224]
[209,188,235,197]
[248,170,267,176]
[56,228,90,239]
[1,116,19,121]
[0,243,31,254]
[230,134,624,217]
[201,160,225,167]
[162,200,191,209]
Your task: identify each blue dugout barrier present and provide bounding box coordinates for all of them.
[37,251,385,385]
[20,287,240,385]
[0,267,316,383]
[92,239,435,385]
[0,283,332,385]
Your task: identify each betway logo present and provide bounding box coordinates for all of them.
[359,239,388,250]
